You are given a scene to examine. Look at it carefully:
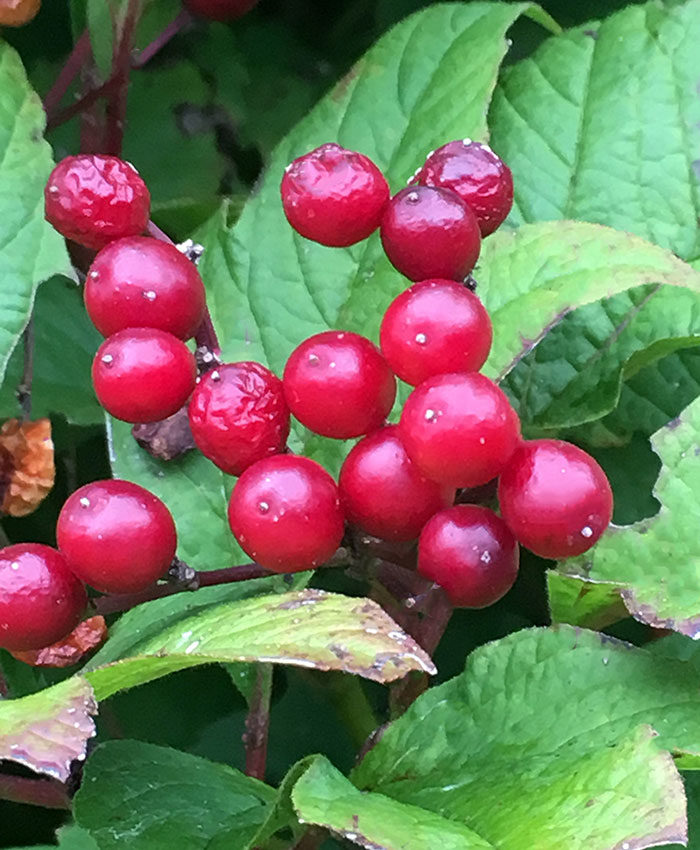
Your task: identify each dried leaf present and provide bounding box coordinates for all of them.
[9,616,108,668]
[0,417,55,517]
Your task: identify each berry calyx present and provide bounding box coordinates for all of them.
[92,328,197,423]
[339,425,454,542]
[399,372,520,487]
[188,362,290,477]
[412,140,513,236]
[183,0,258,21]
[283,331,396,439]
[85,236,206,340]
[57,479,177,594]
[228,455,345,572]
[0,0,41,26]
[0,544,86,651]
[44,155,150,250]
[281,143,389,247]
[498,439,613,559]
[380,278,492,386]
[380,185,481,282]
[417,505,519,608]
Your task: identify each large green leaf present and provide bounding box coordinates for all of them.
[83,589,436,700]
[74,740,275,850]
[353,625,691,849]
[557,394,700,636]
[0,42,72,393]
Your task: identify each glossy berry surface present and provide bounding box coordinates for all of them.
[184,0,258,21]
[44,155,150,250]
[412,140,513,236]
[281,143,389,247]
[85,237,206,340]
[283,331,396,439]
[228,455,345,572]
[92,328,196,423]
[418,505,519,608]
[57,479,177,594]
[498,439,613,559]
[339,426,454,542]
[0,544,86,651]
[189,362,290,477]
[399,372,520,487]
[380,185,481,282]
[380,279,492,386]
[0,0,41,26]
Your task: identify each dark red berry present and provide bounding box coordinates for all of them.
[498,439,613,559]
[281,143,389,247]
[57,479,177,594]
[380,185,480,282]
[92,328,196,423]
[188,362,290,477]
[283,331,396,439]
[418,505,519,608]
[339,426,454,542]
[85,236,206,340]
[399,372,520,487]
[412,139,513,236]
[0,544,86,651]
[44,155,150,250]
[0,0,40,27]
[228,455,345,572]
[184,0,258,21]
[380,278,492,386]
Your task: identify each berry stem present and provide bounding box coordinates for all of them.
[16,317,34,421]
[46,74,122,134]
[0,775,71,810]
[103,0,141,156]
[0,666,8,698]
[131,8,193,68]
[243,663,272,781]
[43,29,92,121]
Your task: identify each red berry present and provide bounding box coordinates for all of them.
[92,328,196,423]
[0,0,41,27]
[399,372,520,488]
[44,155,150,250]
[380,279,492,386]
[281,143,389,247]
[283,331,396,439]
[412,140,513,236]
[339,426,454,542]
[418,505,519,608]
[228,455,345,572]
[0,544,86,651]
[184,0,258,21]
[57,479,177,594]
[380,185,481,282]
[85,237,206,340]
[188,362,290,477]
[498,439,613,559]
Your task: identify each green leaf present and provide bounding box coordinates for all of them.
[558,394,700,636]
[0,676,96,781]
[83,589,436,700]
[293,756,495,849]
[74,740,275,850]
[489,1,700,262]
[0,42,72,392]
[354,625,692,849]
[546,571,627,630]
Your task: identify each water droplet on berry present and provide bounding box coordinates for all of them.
[258,501,270,514]
[210,370,221,382]
[48,184,60,194]
[142,290,157,301]
[424,408,437,422]
[10,562,19,571]
[89,270,99,280]
[79,497,90,508]
[406,191,419,203]
[415,332,427,344]
[581,526,593,538]
[462,137,473,146]
[101,354,114,366]
[329,361,336,368]
[479,437,486,445]
[308,354,319,366]
[480,551,491,564]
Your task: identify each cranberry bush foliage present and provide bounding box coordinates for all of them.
[3,1,700,849]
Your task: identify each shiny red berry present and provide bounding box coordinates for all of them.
[184,0,258,21]
[283,331,396,439]
[498,439,613,559]
[57,479,177,594]
[380,185,481,282]
[280,143,389,247]
[418,505,519,608]
[85,237,206,340]
[380,279,492,386]
[399,372,520,488]
[228,455,345,572]
[412,139,513,236]
[0,544,86,651]
[44,155,150,250]
[339,426,454,542]
[92,328,196,423]
[188,362,290,477]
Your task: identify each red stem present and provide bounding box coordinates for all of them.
[0,775,71,810]
[131,9,193,68]
[103,0,141,155]
[244,665,272,781]
[47,74,122,134]
[43,30,92,121]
